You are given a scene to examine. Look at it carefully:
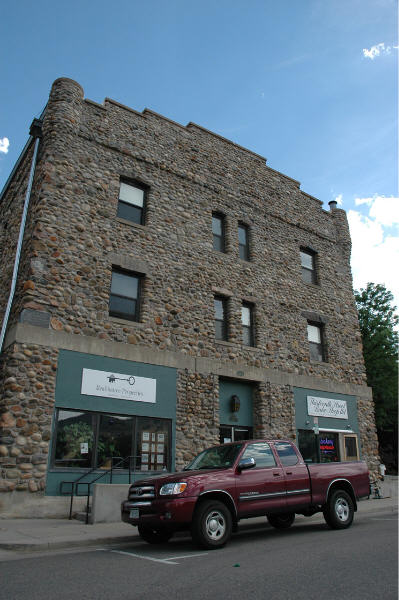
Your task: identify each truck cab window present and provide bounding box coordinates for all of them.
[274,442,299,466]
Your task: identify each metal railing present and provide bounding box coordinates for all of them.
[60,455,139,524]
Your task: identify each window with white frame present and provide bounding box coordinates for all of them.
[242,302,255,346]
[212,213,225,252]
[238,223,250,261]
[109,268,142,322]
[117,181,146,224]
[307,322,325,361]
[214,296,228,340]
[300,248,317,284]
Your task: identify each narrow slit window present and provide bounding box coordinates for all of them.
[212,213,225,252]
[242,303,255,346]
[238,224,250,261]
[307,322,325,362]
[214,296,228,340]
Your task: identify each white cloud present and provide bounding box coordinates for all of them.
[334,194,343,206]
[362,42,394,59]
[0,137,9,154]
[348,196,399,312]
[354,195,399,226]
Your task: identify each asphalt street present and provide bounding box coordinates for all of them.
[1,508,397,600]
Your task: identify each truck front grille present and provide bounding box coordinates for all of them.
[129,485,156,500]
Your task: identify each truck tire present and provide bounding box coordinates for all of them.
[323,490,354,529]
[138,525,173,544]
[191,500,232,549]
[267,513,295,529]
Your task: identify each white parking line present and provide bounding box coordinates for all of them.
[110,549,208,565]
[166,553,208,560]
[111,550,178,564]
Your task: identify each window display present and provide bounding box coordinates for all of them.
[52,408,171,471]
[135,417,170,471]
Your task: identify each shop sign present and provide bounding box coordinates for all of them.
[81,368,156,403]
[307,396,348,420]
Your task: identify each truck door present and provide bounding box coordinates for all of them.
[273,441,311,510]
[236,442,287,518]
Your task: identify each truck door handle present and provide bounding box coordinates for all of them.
[273,472,281,477]
[286,471,293,475]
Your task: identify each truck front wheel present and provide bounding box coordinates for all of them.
[267,513,295,529]
[138,525,173,544]
[323,490,354,529]
[191,500,232,549]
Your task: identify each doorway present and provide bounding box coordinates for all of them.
[220,425,253,444]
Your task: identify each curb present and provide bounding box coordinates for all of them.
[0,500,396,553]
[0,535,138,553]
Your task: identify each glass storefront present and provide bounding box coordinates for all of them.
[298,429,359,463]
[53,408,171,472]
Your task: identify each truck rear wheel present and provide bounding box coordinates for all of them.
[267,513,295,529]
[323,490,354,529]
[191,500,232,549]
[138,525,173,544]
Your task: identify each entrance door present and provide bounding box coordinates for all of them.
[220,425,252,444]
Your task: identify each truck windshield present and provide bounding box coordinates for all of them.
[183,443,243,471]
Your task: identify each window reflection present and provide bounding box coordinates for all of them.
[53,409,171,472]
[97,414,134,468]
[54,411,94,468]
[241,442,276,468]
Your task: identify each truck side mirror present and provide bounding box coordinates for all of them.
[238,457,256,472]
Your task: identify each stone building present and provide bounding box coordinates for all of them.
[0,78,379,517]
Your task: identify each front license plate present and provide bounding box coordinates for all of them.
[130,509,139,519]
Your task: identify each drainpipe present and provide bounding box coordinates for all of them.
[0,118,43,354]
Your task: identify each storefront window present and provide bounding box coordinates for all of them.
[52,409,171,471]
[54,410,95,468]
[298,430,319,463]
[319,433,339,462]
[97,414,134,468]
[344,435,359,461]
[299,430,359,463]
[135,417,171,472]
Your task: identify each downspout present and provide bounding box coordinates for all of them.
[0,118,43,354]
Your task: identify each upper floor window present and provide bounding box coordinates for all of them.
[300,248,317,284]
[238,224,250,260]
[307,322,325,362]
[117,181,146,225]
[214,296,228,340]
[212,213,225,252]
[242,302,255,346]
[109,268,141,322]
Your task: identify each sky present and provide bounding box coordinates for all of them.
[1,0,398,312]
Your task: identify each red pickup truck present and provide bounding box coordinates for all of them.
[121,439,370,549]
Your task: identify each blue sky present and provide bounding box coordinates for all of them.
[1,0,398,308]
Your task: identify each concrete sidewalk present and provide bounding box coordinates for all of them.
[0,495,396,554]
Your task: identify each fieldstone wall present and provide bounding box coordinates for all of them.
[175,370,219,470]
[0,142,36,325]
[253,382,296,440]
[0,343,58,498]
[0,77,379,509]
[1,77,367,385]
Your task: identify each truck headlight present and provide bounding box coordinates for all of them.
[159,482,187,495]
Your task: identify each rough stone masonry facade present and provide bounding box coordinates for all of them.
[0,78,379,516]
